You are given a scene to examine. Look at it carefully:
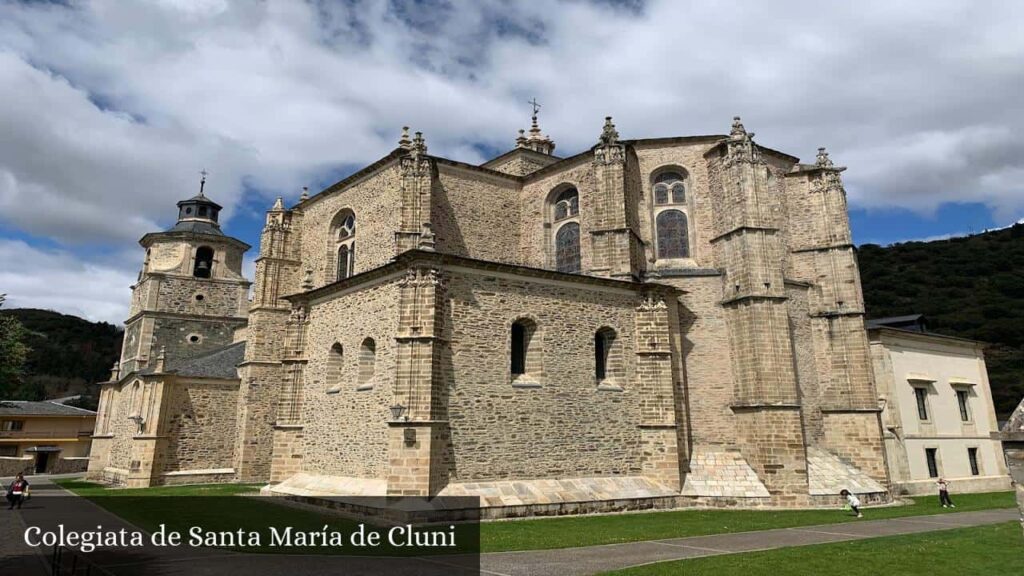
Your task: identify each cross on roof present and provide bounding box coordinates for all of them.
[528,97,541,116]
[199,169,208,196]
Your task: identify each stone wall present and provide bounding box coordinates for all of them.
[441,270,645,481]
[155,275,249,318]
[152,317,242,362]
[299,162,404,288]
[157,379,239,474]
[632,141,719,270]
[298,279,400,479]
[664,274,737,447]
[50,457,89,475]
[432,164,521,264]
[820,411,888,483]
[519,156,596,271]
[0,457,33,477]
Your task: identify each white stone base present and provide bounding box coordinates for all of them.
[807,446,886,496]
[265,473,387,497]
[681,448,770,498]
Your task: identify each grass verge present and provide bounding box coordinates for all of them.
[600,521,1024,575]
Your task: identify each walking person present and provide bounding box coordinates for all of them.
[937,478,955,508]
[840,489,863,518]
[6,472,30,510]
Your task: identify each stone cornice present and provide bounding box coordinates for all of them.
[286,250,685,305]
[123,310,248,325]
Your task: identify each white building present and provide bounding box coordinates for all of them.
[868,316,1011,495]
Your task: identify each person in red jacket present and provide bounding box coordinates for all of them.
[6,472,29,510]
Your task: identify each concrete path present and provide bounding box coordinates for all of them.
[478,508,1019,576]
[0,477,1016,576]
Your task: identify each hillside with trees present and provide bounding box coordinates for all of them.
[859,222,1024,418]
[0,307,122,411]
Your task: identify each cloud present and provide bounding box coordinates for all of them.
[0,239,136,324]
[0,0,1023,319]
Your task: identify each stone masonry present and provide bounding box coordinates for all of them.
[92,112,891,513]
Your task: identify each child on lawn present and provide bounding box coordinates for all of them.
[840,489,863,518]
[937,478,955,508]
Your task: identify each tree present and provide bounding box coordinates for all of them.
[0,295,31,398]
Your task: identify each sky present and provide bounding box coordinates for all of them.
[1,0,1023,325]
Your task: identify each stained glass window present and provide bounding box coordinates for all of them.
[655,171,684,185]
[656,210,689,259]
[671,183,686,203]
[654,183,669,205]
[555,222,581,273]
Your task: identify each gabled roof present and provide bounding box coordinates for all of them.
[146,341,246,380]
[0,400,96,417]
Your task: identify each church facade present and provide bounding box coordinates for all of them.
[89,114,891,512]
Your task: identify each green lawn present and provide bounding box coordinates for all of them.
[600,521,1024,575]
[53,480,1016,554]
[479,490,1015,552]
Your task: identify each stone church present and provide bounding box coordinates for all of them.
[88,113,890,513]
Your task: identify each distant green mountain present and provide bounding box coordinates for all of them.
[0,308,123,411]
[859,223,1024,419]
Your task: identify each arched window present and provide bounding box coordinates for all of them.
[328,342,344,389]
[555,222,581,274]
[656,211,690,259]
[553,188,579,221]
[358,338,376,387]
[549,186,581,273]
[510,318,539,379]
[193,246,214,278]
[595,328,614,381]
[651,169,691,261]
[337,245,350,280]
[653,171,686,206]
[331,211,356,281]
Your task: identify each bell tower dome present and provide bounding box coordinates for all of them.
[116,173,251,376]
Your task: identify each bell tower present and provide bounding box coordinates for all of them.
[118,174,251,375]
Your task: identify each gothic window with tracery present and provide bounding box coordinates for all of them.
[651,169,692,261]
[550,186,581,273]
[553,188,579,221]
[555,222,581,273]
[656,210,689,259]
[331,211,356,281]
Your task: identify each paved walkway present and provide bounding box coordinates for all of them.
[0,477,1016,576]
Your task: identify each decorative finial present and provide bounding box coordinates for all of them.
[411,131,427,157]
[199,169,208,196]
[155,346,166,372]
[730,116,746,138]
[599,116,619,146]
[271,196,284,211]
[299,186,309,202]
[399,126,412,150]
[519,99,555,155]
[816,147,833,168]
